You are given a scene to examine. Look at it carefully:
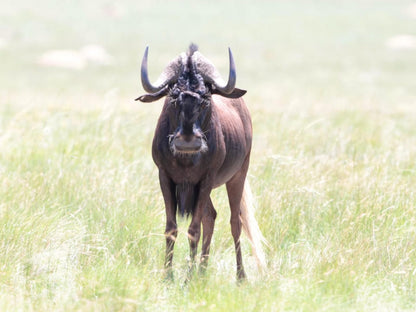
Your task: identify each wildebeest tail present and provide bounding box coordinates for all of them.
[240,180,267,270]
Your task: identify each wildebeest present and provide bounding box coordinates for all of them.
[136,44,266,280]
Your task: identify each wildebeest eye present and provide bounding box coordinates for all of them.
[201,99,210,109]
[169,85,181,98]
[169,97,178,108]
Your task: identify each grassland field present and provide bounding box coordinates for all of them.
[1,0,416,311]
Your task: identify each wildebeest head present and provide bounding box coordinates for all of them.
[136,44,246,156]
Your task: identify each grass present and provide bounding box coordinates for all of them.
[1,0,416,311]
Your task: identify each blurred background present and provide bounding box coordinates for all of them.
[1,0,415,110]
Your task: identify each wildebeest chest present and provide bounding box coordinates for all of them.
[164,156,211,185]
[152,101,250,188]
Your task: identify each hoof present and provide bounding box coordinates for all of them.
[163,269,174,282]
[237,269,247,283]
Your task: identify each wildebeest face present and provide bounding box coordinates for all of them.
[168,89,210,156]
[136,45,246,157]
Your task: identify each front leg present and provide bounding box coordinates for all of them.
[187,176,214,275]
[158,169,177,279]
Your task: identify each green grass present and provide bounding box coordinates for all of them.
[1,0,416,311]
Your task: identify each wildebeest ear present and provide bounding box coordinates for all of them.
[135,86,170,102]
[213,88,247,99]
[135,93,164,102]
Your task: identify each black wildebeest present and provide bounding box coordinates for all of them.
[136,44,265,280]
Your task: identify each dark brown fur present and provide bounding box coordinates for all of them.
[137,45,264,280]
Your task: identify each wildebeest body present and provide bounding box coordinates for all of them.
[137,44,265,280]
[152,95,251,188]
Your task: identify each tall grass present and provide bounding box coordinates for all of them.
[1,0,416,310]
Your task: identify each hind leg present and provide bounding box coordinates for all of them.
[199,198,217,273]
[226,156,250,281]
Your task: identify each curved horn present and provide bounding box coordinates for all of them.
[140,46,184,93]
[220,48,237,94]
[192,48,237,94]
